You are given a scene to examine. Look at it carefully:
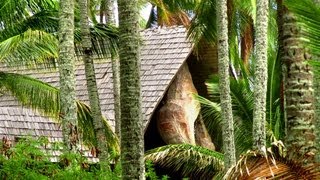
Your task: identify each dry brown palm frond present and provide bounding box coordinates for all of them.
[225,144,320,180]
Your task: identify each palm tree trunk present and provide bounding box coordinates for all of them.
[106,0,116,25]
[105,0,121,138]
[313,0,320,164]
[79,0,109,167]
[118,0,144,179]
[100,0,106,23]
[217,0,236,170]
[252,0,268,151]
[100,0,116,25]
[279,3,317,164]
[58,0,78,151]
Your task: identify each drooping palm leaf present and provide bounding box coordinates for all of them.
[0,0,58,28]
[145,144,224,179]
[0,10,59,42]
[0,72,119,156]
[187,0,216,45]
[0,0,119,67]
[0,30,58,67]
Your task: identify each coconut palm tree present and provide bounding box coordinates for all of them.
[58,0,79,151]
[118,0,145,179]
[79,0,110,166]
[284,0,320,164]
[252,0,269,151]
[216,0,236,170]
[279,0,317,164]
[102,0,121,138]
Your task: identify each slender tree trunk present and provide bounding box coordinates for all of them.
[105,0,121,138]
[279,3,317,164]
[112,49,121,138]
[216,0,236,170]
[106,0,116,25]
[252,0,268,151]
[58,0,78,151]
[79,0,109,167]
[118,0,144,179]
[100,0,106,23]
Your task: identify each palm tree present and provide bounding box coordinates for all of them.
[104,0,121,138]
[252,0,269,151]
[79,0,110,166]
[279,0,317,164]
[284,0,320,164]
[58,0,79,151]
[118,0,145,179]
[216,0,236,170]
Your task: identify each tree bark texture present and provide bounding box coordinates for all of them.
[106,0,116,25]
[79,0,109,166]
[217,0,236,170]
[112,50,121,138]
[118,0,145,179]
[281,7,317,164]
[312,0,320,164]
[58,0,79,151]
[106,0,121,138]
[252,0,269,151]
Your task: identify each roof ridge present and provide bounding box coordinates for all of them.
[141,25,186,33]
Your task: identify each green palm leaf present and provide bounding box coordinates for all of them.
[0,0,57,28]
[0,30,58,67]
[0,0,119,67]
[145,144,224,179]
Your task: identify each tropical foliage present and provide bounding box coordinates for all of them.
[0,0,319,178]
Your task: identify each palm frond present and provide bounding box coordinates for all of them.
[0,10,59,42]
[145,144,224,179]
[0,72,59,117]
[148,0,198,26]
[196,90,253,156]
[0,29,58,67]
[0,0,58,28]
[75,24,119,59]
[188,0,216,45]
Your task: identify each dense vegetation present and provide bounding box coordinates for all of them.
[0,0,319,179]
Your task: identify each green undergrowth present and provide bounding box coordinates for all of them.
[0,137,166,180]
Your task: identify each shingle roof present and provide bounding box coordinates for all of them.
[0,26,193,142]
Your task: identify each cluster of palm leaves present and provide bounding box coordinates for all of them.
[1,0,320,178]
